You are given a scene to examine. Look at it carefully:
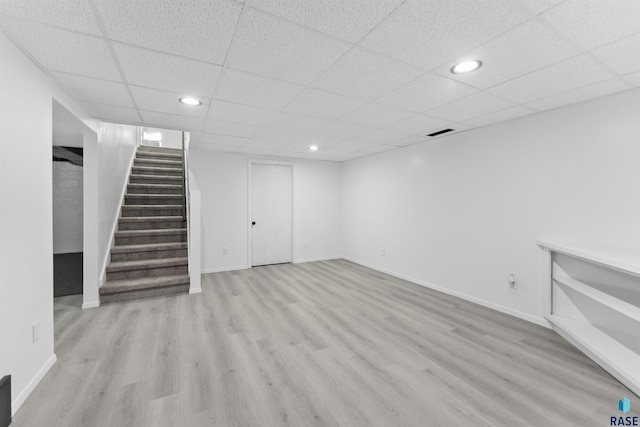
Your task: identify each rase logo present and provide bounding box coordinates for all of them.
[611,397,638,426]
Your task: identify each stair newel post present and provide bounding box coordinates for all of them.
[182,132,187,222]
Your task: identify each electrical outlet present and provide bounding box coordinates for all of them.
[381,248,386,257]
[222,247,228,255]
[32,321,39,343]
[508,274,517,289]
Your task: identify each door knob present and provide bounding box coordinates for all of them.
[251,221,256,226]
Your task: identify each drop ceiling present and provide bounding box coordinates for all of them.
[1,0,638,162]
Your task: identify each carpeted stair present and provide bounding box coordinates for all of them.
[100,146,190,303]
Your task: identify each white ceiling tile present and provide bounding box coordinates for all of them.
[435,21,580,89]
[131,86,209,117]
[276,144,317,155]
[216,68,305,110]
[360,0,528,69]
[542,0,640,50]
[488,55,614,103]
[140,111,205,132]
[208,101,278,126]
[302,152,343,160]
[525,79,630,111]
[331,140,382,151]
[246,0,403,43]
[305,145,354,156]
[251,127,307,143]
[198,143,240,152]
[363,144,397,153]
[516,0,564,14]
[624,71,640,86]
[390,135,429,147]
[0,16,120,80]
[284,88,366,120]
[81,102,141,124]
[94,0,242,63]
[237,146,278,155]
[353,129,410,144]
[312,48,425,101]
[314,121,373,139]
[464,106,536,127]
[0,0,101,35]
[51,72,133,107]
[592,34,640,75]
[340,151,368,160]
[264,111,330,133]
[204,120,259,138]
[377,73,478,112]
[226,8,351,85]
[113,43,221,97]
[200,133,248,147]
[339,103,413,127]
[243,138,290,150]
[309,155,349,162]
[386,114,454,135]
[299,135,348,148]
[428,92,516,122]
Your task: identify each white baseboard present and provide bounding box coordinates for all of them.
[343,257,549,328]
[201,265,250,274]
[189,287,202,294]
[12,353,57,416]
[294,256,340,264]
[82,300,100,309]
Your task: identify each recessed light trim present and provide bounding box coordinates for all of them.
[450,60,483,74]
[308,145,319,152]
[179,97,202,106]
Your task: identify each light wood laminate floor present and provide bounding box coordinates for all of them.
[13,259,638,426]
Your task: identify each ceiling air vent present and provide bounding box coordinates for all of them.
[427,128,454,137]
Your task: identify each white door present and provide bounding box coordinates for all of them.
[251,164,293,266]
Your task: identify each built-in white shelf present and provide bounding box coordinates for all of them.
[546,314,640,395]
[538,239,640,397]
[553,274,640,323]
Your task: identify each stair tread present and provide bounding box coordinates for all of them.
[100,274,190,294]
[119,216,183,222]
[107,256,188,272]
[111,242,187,253]
[137,151,182,157]
[115,228,186,237]
[128,183,182,188]
[132,166,182,171]
[135,158,182,164]
[126,193,183,199]
[139,146,182,152]
[123,205,183,209]
[130,174,182,179]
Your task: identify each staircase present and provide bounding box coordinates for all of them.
[99,146,190,304]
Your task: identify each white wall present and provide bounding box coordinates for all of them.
[52,162,83,254]
[0,31,96,415]
[97,123,138,283]
[190,150,342,273]
[342,88,640,325]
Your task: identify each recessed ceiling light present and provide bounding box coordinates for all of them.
[308,145,319,152]
[179,97,202,106]
[450,60,483,74]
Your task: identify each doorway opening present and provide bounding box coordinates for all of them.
[52,145,83,297]
[51,99,98,318]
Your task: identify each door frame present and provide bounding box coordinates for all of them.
[247,159,295,268]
